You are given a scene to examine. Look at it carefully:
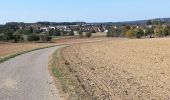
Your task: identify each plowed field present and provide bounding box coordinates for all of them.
[0,43,55,58]
[62,38,170,99]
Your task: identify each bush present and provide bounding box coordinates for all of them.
[13,30,24,42]
[0,33,5,41]
[107,27,121,37]
[91,30,96,33]
[13,34,23,43]
[144,28,154,36]
[126,29,135,38]
[68,29,74,36]
[78,30,83,37]
[107,28,114,37]
[39,33,52,41]
[134,29,144,38]
[154,26,163,37]
[163,27,170,36]
[27,34,40,41]
[85,32,92,38]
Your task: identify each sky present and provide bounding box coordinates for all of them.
[0,0,170,24]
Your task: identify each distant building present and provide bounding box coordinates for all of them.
[40,27,48,32]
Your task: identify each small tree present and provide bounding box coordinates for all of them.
[13,30,23,42]
[126,29,135,38]
[134,29,144,38]
[69,29,74,36]
[60,30,67,36]
[146,20,152,25]
[39,33,52,42]
[54,29,61,36]
[27,34,40,41]
[154,26,163,37]
[85,32,92,38]
[78,30,83,37]
[107,27,114,37]
[163,27,170,36]
[0,33,5,41]
[145,28,154,36]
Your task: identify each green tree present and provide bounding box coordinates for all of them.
[121,25,131,36]
[78,30,83,37]
[54,29,61,36]
[126,29,135,38]
[162,27,170,36]
[85,32,92,38]
[69,29,74,36]
[48,28,55,36]
[39,33,52,42]
[146,20,152,25]
[154,26,163,37]
[134,29,144,38]
[3,27,15,41]
[60,30,67,36]
[0,33,5,41]
[107,27,121,37]
[144,28,154,36]
[13,30,23,42]
[107,27,114,37]
[27,34,40,41]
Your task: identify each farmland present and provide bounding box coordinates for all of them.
[0,36,109,60]
[0,43,55,58]
[61,38,170,99]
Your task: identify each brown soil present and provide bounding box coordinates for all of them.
[62,38,170,100]
[0,37,109,58]
[0,43,55,58]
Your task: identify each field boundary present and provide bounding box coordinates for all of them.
[0,38,109,64]
[0,44,65,63]
[49,47,92,100]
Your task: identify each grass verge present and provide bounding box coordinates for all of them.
[50,48,92,100]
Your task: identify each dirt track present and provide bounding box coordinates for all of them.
[62,38,170,100]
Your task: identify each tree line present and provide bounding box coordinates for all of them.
[107,24,170,38]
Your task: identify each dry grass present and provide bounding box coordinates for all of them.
[51,49,92,100]
[0,43,55,58]
[62,38,170,100]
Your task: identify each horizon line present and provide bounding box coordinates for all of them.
[1,17,170,25]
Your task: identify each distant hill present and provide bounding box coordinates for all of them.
[111,18,170,25]
[4,18,170,26]
[88,18,170,26]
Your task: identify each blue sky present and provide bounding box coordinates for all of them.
[0,0,170,24]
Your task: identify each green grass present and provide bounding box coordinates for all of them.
[51,50,66,90]
[50,49,92,100]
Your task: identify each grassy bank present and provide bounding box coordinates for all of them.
[50,49,92,100]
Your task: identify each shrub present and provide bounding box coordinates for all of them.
[78,30,83,37]
[13,30,24,42]
[0,33,5,41]
[85,32,92,38]
[144,28,154,36]
[39,33,52,42]
[107,27,122,37]
[163,27,170,36]
[126,29,135,38]
[134,29,144,38]
[107,28,114,37]
[91,30,96,33]
[27,34,40,41]
[154,26,163,37]
[68,29,74,36]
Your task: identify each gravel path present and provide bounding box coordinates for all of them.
[0,46,63,100]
